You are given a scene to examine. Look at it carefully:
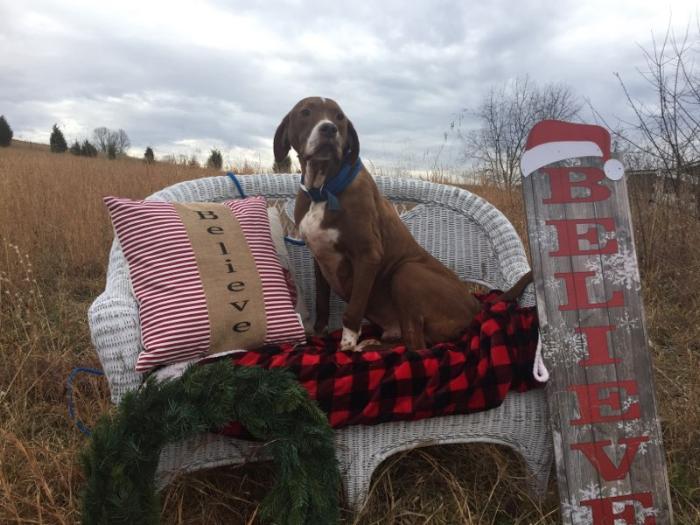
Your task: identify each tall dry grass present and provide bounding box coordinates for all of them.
[0,145,698,523]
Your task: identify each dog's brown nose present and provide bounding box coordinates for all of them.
[319,122,337,138]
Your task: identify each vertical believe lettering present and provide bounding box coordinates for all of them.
[197,209,253,333]
[176,202,266,348]
[526,127,668,523]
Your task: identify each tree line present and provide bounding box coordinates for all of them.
[0,118,224,169]
[0,121,132,159]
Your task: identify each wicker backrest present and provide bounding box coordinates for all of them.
[92,173,532,401]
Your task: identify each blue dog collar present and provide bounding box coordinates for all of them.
[300,156,363,211]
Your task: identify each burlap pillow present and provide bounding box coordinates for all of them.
[104,195,306,372]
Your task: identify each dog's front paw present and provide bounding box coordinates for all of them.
[340,326,360,352]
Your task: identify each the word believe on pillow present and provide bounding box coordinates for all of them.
[104,195,306,372]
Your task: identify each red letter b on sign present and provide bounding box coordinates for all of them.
[543,167,611,203]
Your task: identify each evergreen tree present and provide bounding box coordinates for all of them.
[107,143,117,160]
[69,140,82,155]
[0,115,12,147]
[207,149,223,170]
[81,140,98,157]
[50,124,67,153]
[144,147,155,164]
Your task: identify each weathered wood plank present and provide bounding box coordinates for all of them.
[521,121,672,524]
[524,166,602,520]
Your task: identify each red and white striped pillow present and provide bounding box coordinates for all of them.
[104,195,306,372]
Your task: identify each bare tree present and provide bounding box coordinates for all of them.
[107,143,117,160]
[459,75,581,187]
[592,24,700,210]
[92,127,131,156]
[114,129,130,154]
[93,127,111,153]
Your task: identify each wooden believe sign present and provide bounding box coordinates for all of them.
[521,120,673,524]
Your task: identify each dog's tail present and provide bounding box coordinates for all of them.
[486,271,533,304]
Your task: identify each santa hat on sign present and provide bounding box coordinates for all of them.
[520,120,625,180]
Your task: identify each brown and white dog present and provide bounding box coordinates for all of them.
[273,96,531,351]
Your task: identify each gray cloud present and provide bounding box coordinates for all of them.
[1,0,696,170]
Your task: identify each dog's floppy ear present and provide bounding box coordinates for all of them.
[346,119,360,164]
[273,112,291,163]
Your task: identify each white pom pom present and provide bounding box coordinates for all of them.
[604,159,624,180]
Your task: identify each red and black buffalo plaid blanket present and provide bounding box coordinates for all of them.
[218,292,541,437]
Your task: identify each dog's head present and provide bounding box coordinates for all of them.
[273,97,359,168]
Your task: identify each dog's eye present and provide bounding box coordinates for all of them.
[300,108,311,117]
[336,113,344,121]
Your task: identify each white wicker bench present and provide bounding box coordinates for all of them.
[88,173,552,510]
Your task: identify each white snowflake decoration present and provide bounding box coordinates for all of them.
[615,419,661,454]
[534,220,560,251]
[584,258,605,287]
[544,275,561,293]
[540,325,588,368]
[601,244,642,292]
[616,311,640,332]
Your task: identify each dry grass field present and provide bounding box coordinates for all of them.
[0,144,698,524]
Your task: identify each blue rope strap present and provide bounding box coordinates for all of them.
[284,235,306,246]
[66,367,105,437]
[226,171,247,198]
[227,171,305,245]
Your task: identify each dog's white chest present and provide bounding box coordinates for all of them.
[299,201,338,246]
[299,202,343,289]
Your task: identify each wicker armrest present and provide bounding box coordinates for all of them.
[88,290,142,403]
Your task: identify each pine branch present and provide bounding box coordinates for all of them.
[80,361,340,525]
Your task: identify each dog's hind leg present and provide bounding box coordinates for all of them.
[390,264,427,350]
[363,282,402,343]
[397,312,425,351]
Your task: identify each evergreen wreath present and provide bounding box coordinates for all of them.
[81,361,340,524]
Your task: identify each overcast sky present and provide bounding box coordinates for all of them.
[1,0,697,172]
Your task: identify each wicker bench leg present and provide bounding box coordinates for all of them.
[335,438,380,511]
[523,452,553,500]
[507,414,553,499]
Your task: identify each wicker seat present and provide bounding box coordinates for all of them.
[88,173,552,510]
